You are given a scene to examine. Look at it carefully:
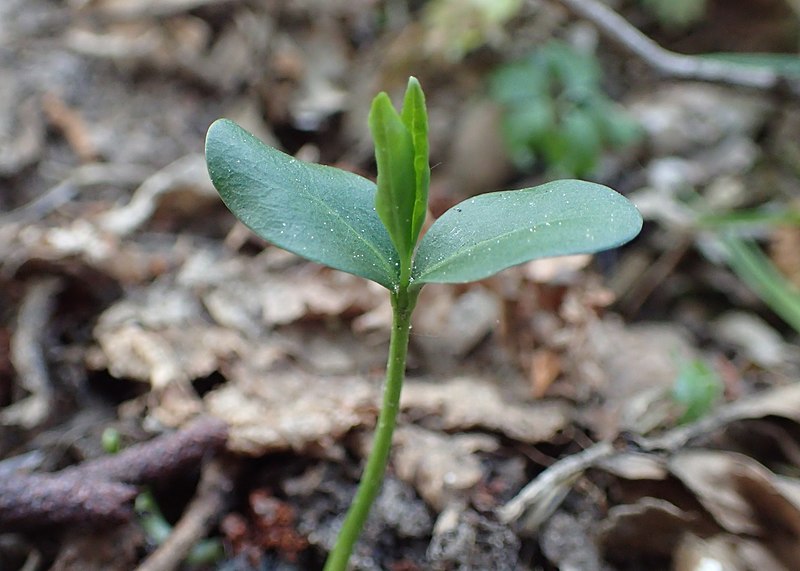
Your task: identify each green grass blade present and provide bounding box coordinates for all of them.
[721,234,800,334]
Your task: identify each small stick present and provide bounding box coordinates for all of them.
[1,278,62,428]
[63,417,229,484]
[0,474,137,530]
[557,0,800,95]
[0,417,228,530]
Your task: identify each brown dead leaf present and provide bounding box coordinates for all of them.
[412,285,500,363]
[261,270,384,326]
[669,449,800,537]
[713,311,797,369]
[597,497,701,560]
[401,377,569,444]
[90,286,245,388]
[530,348,561,398]
[673,534,747,571]
[575,317,698,438]
[392,425,497,511]
[205,368,377,455]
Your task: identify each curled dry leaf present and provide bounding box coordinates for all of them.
[205,369,377,455]
[392,425,498,511]
[712,311,797,369]
[90,286,245,388]
[575,317,698,437]
[98,154,217,237]
[669,449,800,537]
[673,533,791,571]
[260,270,385,327]
[597,497,703,560]
[401,376,569,444]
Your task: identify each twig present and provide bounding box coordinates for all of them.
[98,154,216,237]
[557,0,799,95]
[0,162,151,227]
[135,457,238,571]
[63,417,229,484]
[498,441,614,524]
[0,474,138,530]
[1,278,62,428]
[0,417,228,530]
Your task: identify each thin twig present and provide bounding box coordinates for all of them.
[135,457,238,571]
[0,474,138,530]
[0,417,228,530]
[557,0,799,95]
[498,441,614,524]
[63,417,229,484]
[1,278,62,428]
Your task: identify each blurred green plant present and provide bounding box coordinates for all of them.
[721,234,800,335]
[101,427,122,454]
[490,41,641,176]
[672,358,723,424]
[136,491,224,567]
[423,0,522,61]
[662,190,800,336]
[641,0,707,29]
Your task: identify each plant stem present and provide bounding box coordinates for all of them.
[323,286,418,571]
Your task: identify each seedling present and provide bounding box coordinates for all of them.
[205,77,642,570]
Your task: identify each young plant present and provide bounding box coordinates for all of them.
[205,77,642,570]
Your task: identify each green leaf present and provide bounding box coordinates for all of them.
[205,119,400,289]
[370,92,417,265]
[400,77,430,252]
[411,180,642,284]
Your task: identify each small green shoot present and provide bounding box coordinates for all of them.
[101,427,122,454]
[672,358,723,424]
[136,491,224,567]
[205,77,642,570]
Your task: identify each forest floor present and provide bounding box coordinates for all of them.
[2,1,800,570]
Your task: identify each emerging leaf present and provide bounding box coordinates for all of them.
[400,78,430,253]
[370,77,431,279]
[412,180,642,284]
[370,93,417,266]
[205,119,400,289]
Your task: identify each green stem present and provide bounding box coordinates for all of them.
[323,286,418,571]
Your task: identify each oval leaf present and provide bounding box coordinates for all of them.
[412,180,642,284]
[205,119,400,289]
